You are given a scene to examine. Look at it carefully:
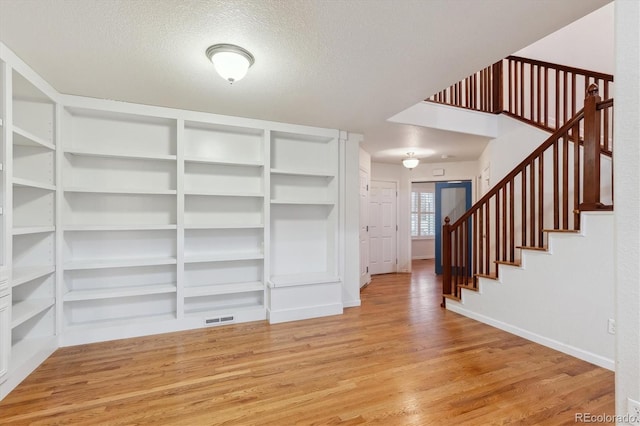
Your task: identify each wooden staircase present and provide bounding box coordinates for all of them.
[428,57,614,305]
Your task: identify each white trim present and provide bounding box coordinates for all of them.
[446,302,615,371]
[267,303,343,324]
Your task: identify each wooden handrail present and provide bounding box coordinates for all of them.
[442,87,614,302]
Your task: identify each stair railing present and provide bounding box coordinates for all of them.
[427,56,614,136]
[442,86,613,303]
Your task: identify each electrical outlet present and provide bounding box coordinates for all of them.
[608,318,616,335]
[628,398,640,425]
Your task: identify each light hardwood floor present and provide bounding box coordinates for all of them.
[0,260,614,425]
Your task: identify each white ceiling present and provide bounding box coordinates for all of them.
[0,0,609,164]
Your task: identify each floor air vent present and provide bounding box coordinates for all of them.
[204,315,235,326]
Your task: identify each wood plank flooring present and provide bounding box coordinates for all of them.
[0,260,614,425]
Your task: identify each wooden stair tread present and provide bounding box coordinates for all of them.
[475,273,498,280]
[516,245,548,251]
[443,294,461,302]
[494,260,521,267]
[458,284,478,292]
[542,229,581,233]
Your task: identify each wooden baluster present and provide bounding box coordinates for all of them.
[555,69,560,130]
[520,61,524,117]
[536,65,541,125]
[463,220,468,286]
[501,186,507,262]
[509,59,513,114]
[495,194,500,262]
[456,228,462,292]
[573,120,581,230]
[485,203,490,274]
[543,66,548,128]
[580,84,603,210]
[530,160,536,246]
[522,166,527,247]
[553,138,559,228]
[563,71,568,126]
[473,212,478,285]
[538,154,544,246]
[529,62,534,122]
[492,60,503,113]
[478,206,484,275]
[509,178,515,262]
[441,217,452,306]
[571,73,576,117]
[562,133,569,228]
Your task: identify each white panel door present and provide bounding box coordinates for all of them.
[359,169,370,287]
[369,180,397,275]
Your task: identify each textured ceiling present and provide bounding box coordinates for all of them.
[0,0,609,163]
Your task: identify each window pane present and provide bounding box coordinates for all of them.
[410,213,418,236]
[411,192,418,212]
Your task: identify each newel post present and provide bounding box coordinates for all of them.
[491,60,503,114]
[580,84,603,210]
[441,217,452,307]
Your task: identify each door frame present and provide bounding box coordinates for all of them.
[435,180,473,275]
[368,179,399,275]
[359,167,371,287]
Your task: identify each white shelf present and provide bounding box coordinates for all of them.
[11,298,55,329]
[11,336,57,364]
[269,273,340,288]
[184,190,264,198]
[184,252,264,264]
[271,199,335,206]
[64,284,177,302]
[184,224,264,230]
[183,281,263,298]
[64,257,177,271]
[270,168,335,178]
[13,177,56,191]
[65,313,176,331]
[12,265,56,288]
[65,148,177,162]
[64,187,177,195]
[13,226,55,235]
[184,302,264,318]
[13,126,55,151]
[184,156,263,167]
[64,224,177,232]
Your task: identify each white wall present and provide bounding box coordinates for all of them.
[515,3,614,74]
[614,0,640,418]
[411,182,435,260]
[448,212,615,370]
[479,115,551,188]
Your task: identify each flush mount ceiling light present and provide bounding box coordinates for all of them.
[402,152,420,169]
[205,44,255,84]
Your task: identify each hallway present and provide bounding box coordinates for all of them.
[0,260,614,424]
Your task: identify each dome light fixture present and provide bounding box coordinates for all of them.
[206,44,255,84]
[402,152,420,169]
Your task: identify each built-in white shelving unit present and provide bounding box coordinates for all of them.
[9,69,57,390]
[60,108,178,339]
[267,130,342,323]
[0,41,352,400]
[182,121,266,322]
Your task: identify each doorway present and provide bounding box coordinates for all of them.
[434,181,472,275]
[369,180,397,275]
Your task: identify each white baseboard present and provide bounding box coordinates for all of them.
[267,303,343,324]
[412,255,435,260]
[446,302,615,371]
[343,299,361,308]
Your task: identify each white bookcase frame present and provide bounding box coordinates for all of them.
[0,41,356,401]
